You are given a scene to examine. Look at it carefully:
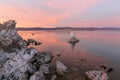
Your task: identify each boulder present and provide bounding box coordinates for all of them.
[39,64,50,74]
[30,71,45,80]
[25,39,42,46]
[0,20,27,52]
[100,64,113,73]
[34,51,54,64]
[68,31,79,44]
[0,48,38,80]
[56,61,68,75]
[85,70,109,80]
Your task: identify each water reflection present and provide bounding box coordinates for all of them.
[18,30,120,80]
[68,41,78,50]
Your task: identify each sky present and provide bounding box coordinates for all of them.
[0,0,120,28]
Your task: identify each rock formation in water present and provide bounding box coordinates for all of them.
[56,61,69,75]
[68,31,79,49]
[85,70,109,80]
[100,64,113,73]
[68,31,79,43]
[0,20,54,80]
[24,39,42,46]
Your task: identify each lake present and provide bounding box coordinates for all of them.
[18,30,120,80]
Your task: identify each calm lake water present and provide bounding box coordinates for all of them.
[19,30,120,80]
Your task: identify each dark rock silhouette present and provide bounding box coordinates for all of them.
[100,64,113,73]
[24,39,42,46]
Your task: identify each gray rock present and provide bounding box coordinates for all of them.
[68,32,79,44]
[30,71,45,80]
[56,61,68,75]
[0,20,54,80]
[0,48,38,80]
[100,64,113,73]
[35,51,53,64]
[39,64,50,74]
[0,20,16,29]
[85,70,109,80]
[0,20,27,52]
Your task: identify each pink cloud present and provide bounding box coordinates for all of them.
[0,0,115,28]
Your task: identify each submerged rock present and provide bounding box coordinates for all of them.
[56,61,69,75]
[85,70,109,80]
[78,58,87,62]
[25,39,42,46]
[68,31,79,44]
[68,37,79,44]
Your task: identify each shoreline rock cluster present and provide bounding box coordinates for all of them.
[0,20,69,80]
[0,20,109,80]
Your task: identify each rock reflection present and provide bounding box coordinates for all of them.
[69,42,76,50]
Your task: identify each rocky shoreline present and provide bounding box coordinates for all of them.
[0,20,109,80]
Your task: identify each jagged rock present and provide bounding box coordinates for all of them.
[85,70,109,80]
[39,64,50,74]
[0,20,54,80]
[0,20,27,52]
[0,20,16,29]
[100,64,113,73]
[0,47,38,80]
[34,51,53,64]
[18,73,28,80]
[30,71,45,80]
[25,39,42,46]
[68,31,79,44]
[56,61,69,75]
[0,51,17,67]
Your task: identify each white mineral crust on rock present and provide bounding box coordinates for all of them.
[56,61,68,75]
[85,70,109,80]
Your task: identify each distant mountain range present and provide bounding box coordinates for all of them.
[17,27,120,31]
